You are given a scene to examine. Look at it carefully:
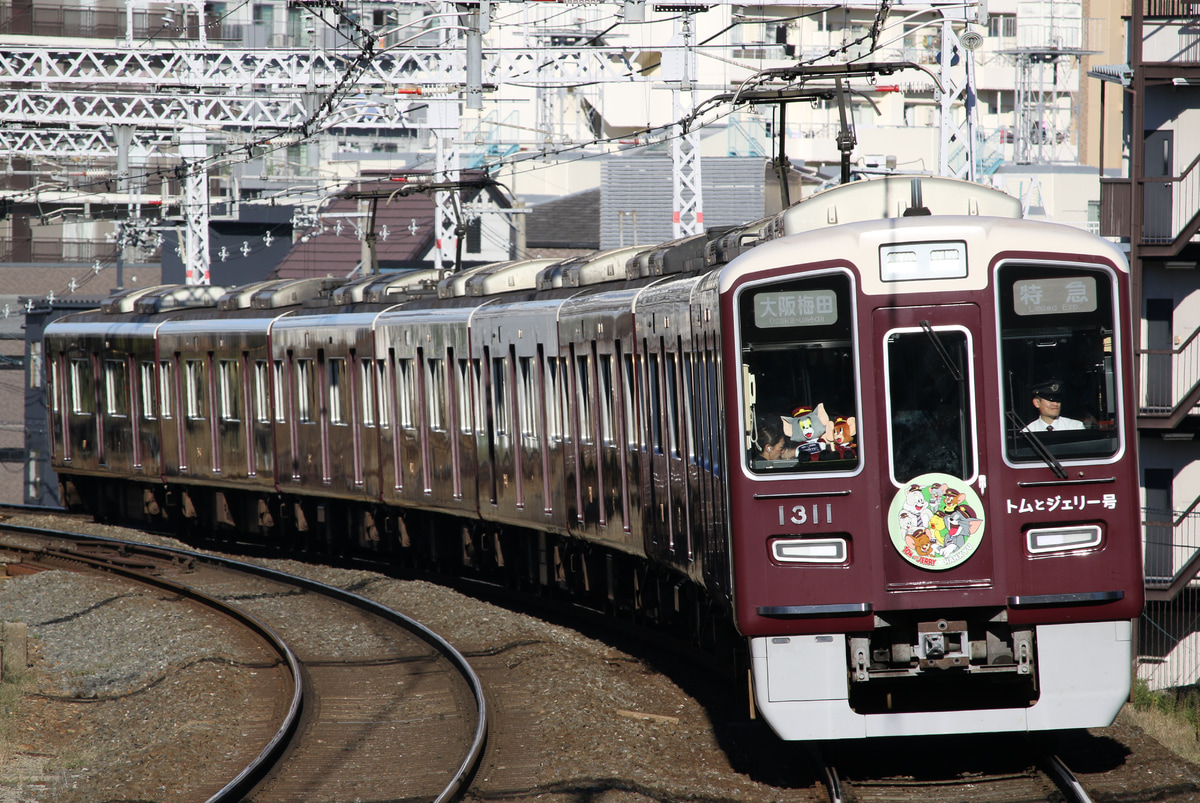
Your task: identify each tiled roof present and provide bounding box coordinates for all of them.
[526,189,600,249]
[0,265,162,299]
[272,171,512,279]
[272,178,437,279]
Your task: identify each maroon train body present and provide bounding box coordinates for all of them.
[45,176,1143,740]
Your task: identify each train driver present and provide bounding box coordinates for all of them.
[1023,379,1084,432]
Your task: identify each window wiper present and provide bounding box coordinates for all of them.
[1007,410,1068,479]
[919,320,963,382]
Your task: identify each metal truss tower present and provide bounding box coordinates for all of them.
[668,10,704,239]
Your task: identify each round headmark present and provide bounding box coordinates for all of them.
[888,473,986,570]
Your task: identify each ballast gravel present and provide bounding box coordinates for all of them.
[0,513,1199,803]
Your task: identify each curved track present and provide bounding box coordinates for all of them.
[0,523,487,802]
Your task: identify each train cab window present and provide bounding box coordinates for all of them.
[885,327,975,482]
[998,264,1120,463]
[738,273,858,474]
[104,359,129,417]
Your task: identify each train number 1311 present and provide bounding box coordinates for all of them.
[780,503,834,526]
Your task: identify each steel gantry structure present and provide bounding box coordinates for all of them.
[0,0,984,284]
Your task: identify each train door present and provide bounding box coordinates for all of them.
[215,356,243,478]
[597,344,627,538]
[664,339,690,559]
[644,341,669,550]
[875,304,996,588]
[181,353,215,476]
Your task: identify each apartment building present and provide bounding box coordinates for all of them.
[1092,0,1200,689]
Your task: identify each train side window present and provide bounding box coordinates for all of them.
[457,359,472,434]
[558,357,571,442]
[998,264,1120,462]
[545,356,562,441]
[519,356,538,444]
[295,358,313,424]
[377,360,391,429]
[254,361,270,423]
[621,353,638,449]
[139,362,156,421]
[158,361,173,419]
[49,359,60,414]
[271,360,287,424]
[492,356,510,437]
[396,358,415,430]
[218,359,240,422]
[665,349,680,459]
[104,359,129,417]
[185,359,206,421]
[598,353,615,446]
[329,358,347,425]
[427,357,446,432]
[647,352,663,454]
[575,352,593,444]
[360,360,376,428]
[737,272,858,474]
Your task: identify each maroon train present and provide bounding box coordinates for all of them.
[45,175,1143,740]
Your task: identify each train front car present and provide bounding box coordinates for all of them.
[721,178,1143,740]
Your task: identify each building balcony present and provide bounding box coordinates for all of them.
[1138,330,1200,425]
[1099,152,1200,255]
[1141,0,1200,67]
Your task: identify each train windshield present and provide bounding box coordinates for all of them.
[885,326,976,482]
[737,272,858,474]
[998,263,1121,463]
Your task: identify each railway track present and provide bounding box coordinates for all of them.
[3,508,1198,803]
[0,523,487,802]
[815,736,1096,803]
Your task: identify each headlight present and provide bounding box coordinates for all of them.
[1026,525,1102,554]
[771,537,847,564]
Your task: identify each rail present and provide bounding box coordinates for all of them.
[0,523,489,801]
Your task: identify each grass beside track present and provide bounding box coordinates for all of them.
[1125,679,1200,765]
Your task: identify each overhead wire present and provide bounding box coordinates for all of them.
[8,0,907,295]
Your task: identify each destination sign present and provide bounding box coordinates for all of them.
[1012,276,1097,316]
[753,289,838,328]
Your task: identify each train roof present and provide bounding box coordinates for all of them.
[769,175,1023,237]
[720,213,1128,296]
